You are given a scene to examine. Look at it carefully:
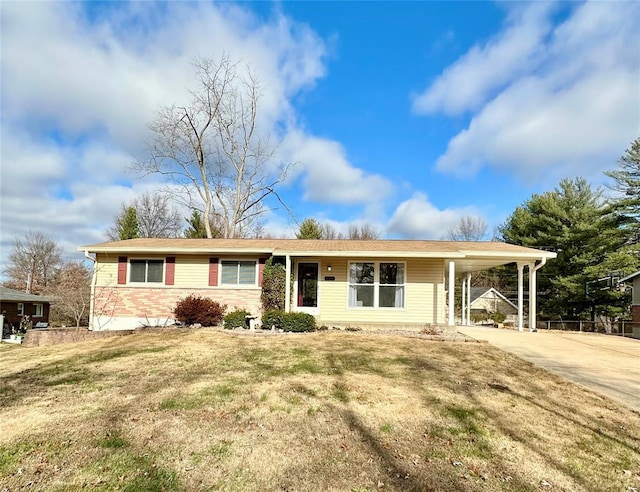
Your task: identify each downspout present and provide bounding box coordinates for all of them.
[84,250,97,331]
[529,257,547,332]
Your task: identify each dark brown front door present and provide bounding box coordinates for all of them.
[297,263,318,308]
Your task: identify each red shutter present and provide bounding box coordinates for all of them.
[258,258,267,286]
[209,258,219,286]
[117,257,127,285]
[165,257,175,285]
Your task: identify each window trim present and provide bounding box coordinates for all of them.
[17,302,24,316]
[219,259,259,287]
[33,303,44,317]
[128,258,165,284]
[347,261,406,309]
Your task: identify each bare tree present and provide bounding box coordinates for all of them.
[447,216,488,241]
[46,261,91,328]
[135,193,182,237]
[320,223,345,240]
[3,231,62,294]
[348,223,380,240]
[132,55,291,238]
[107,192,182,240]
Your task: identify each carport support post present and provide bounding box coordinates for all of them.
[448,261,455,327]
[285,255,291,313]
[466,273,472,326]
[529,262,537,332]
[517,262,525,332]
[461,278,466,325]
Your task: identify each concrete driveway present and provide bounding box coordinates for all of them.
[458,326,640,412]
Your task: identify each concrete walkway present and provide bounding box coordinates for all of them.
[458,326,640,412]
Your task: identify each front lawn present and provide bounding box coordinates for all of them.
[1,330,638,491]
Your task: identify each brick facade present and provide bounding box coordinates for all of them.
[93,286,261,329]
[632,305,640,324]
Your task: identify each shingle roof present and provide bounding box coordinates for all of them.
[0,286,51,303]
[79,238,556,260]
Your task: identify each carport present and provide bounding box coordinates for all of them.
[445,243,557,331]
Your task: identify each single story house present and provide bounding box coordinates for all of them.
[79,238,556,332]
[468,287,518,322]
[0,286,51,336]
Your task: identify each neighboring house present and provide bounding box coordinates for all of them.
[618,271,640,339]
[469,287,518,322]
[0,286,51,336]
[79,238,556,331]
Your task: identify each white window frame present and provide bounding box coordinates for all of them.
[348,261,406,309]
[34,303,44,317]
[17,302,24,316]
[219,259,258,286]
[129,258,165,284]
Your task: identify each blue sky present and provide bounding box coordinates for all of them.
[1,1,639,266]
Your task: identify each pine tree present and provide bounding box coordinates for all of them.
[605,137,640,244]
[296,218,324,239]
[184,211,208,238]
[500,178,629,320]
[116,206,140,240]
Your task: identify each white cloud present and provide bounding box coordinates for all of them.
[386,193,481,239]
[413,2,554,115]
[283,131,394,205]
[415,1,640,181]
[0,1,375,269]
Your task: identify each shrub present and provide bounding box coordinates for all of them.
[492,310,507,324]
[260,311,316,332]
[262,309,284,330]
[260,257,286,311]
[224,308,251,330]
[281,312,316,333]
[174,295,226,326]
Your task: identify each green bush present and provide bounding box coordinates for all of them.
[260,257,286,311]
[492,310,507,324]
[260,311,316,332]
[262,309,284,330]
[223,308,251,330]
[174,295,226,326]
[281,312,316,332]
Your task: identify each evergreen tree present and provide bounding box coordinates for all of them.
[296,218,324,239]
[112,206,140,240]
[260,257,286,311]
[184,211,208,238]
[605,137,640,244]
[500,178,629,320]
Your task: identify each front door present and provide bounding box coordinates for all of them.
[297,262,319,311]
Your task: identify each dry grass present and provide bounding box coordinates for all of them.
[1,330,639,491]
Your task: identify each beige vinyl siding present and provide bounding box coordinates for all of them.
[173,255,210,288]
[95,253,119,287]
[317,257,445,325]
[96,254,262,289]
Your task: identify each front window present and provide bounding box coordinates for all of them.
[17,303,24,316]
[221,261,257,285]
[130,259,164,283]
[349,262,405,308]
[349,263,375,307]
[379,263,405,308]
[34,303,44,317]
